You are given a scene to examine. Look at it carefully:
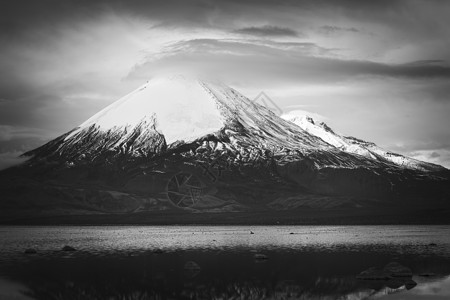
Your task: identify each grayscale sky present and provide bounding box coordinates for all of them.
[1,0,450,168]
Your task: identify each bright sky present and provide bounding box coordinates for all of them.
[1,0,449,168]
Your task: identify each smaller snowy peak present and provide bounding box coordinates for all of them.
[282,112,444,172]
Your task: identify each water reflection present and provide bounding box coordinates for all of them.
[2,271,449,300]
[0,226,449,299]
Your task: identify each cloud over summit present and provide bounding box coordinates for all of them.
[234,25,300,37]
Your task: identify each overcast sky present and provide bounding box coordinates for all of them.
[1,0,450,169]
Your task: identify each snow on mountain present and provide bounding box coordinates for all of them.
[282,114,445,172]
[66,75,226,144]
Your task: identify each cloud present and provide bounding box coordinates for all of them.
[129,38,450,88]
[0,8,152,135]
[430,151,440,158]
[0,151,28,171]
[234,25,300,37]
[408,149,450,169]
[319,25,360,35]
[0,125,49,142]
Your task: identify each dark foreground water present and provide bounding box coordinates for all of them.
[0,226,449,299]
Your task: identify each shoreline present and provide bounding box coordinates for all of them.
[2,208,449,226]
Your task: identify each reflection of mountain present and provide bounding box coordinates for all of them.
[17,279,402,300]
[3,249,450,300]
[0,75,449,223]
[9,274,449,300]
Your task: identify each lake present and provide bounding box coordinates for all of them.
[1,225,449,299]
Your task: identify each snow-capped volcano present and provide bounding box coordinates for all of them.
[25,74,447,179]
[29,74,443,175]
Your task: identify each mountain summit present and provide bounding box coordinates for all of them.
[1,75,449,224]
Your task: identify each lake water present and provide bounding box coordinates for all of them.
[1,225,449,299]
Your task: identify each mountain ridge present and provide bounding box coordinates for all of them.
[283,114,445,172]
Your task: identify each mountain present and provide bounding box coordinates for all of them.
[1,75,449,224]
